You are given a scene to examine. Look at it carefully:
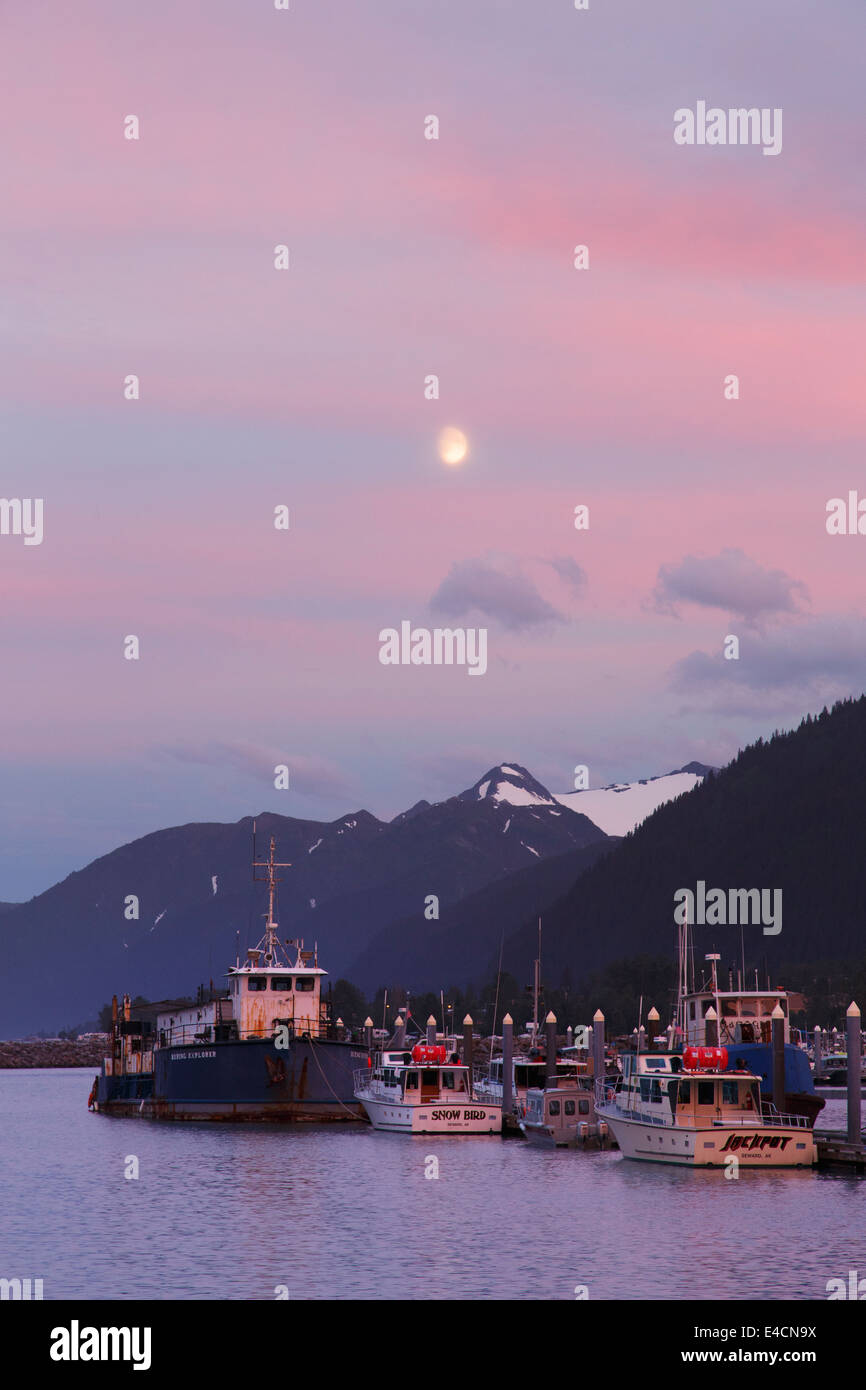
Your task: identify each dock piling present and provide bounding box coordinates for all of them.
[772,1004,785,1113]
[545,1011,557,1086]
[814,1024,822,1080]
[364,1017,374,1054]
[462,1014,473,1073]
[592,1009,605,1101]
[847,1002,861,1144]
[501,1014,513,1124]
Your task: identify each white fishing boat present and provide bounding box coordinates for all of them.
[595,1045,816,1167]
[354,1044,501,1134]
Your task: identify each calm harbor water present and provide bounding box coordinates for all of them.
[2,1069,864,1301]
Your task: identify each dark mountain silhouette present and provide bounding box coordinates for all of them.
[0,767,605,1036]
[501,698,866,989]
[346,838,617,992]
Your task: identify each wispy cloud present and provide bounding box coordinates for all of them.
[154,743,352,800]
[669,615,866,712]
[652,548,809,626]
[544,555,587,596]
[429,556,565,632]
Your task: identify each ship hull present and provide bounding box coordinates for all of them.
[355,1093,501,1133]
[724,1043,823,1125]
[96,1036,368,1122]
[596,1107,816,1167]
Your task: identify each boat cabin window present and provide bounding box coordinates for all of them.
[697,1081,716,1106]
[420,1070,439,1086]
[689,1002,696,1020]
[643,1059,667,1070]
[549,1100,561,1116]
[640,1078,663,1103]
[722,1080,739,1105]
[579,1099,590,1115]
[679,1080,691,1103]
[248,977,267,992]
[270,977,292,991]
[564,1099,575,1116]
[295,978,315,992]
[515,1064,543,1088]
[441,1071,456,1090]
[404,1071,419,1090]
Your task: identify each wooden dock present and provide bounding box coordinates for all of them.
[816,1131,866,1171]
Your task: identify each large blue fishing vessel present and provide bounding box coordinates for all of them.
[91,833,367,1122]
[678,951,823,1126]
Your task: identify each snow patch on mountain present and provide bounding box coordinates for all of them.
[460,764,559,809]
[554,768,706,836]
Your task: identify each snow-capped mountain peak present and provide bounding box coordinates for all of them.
[459,764,559,809]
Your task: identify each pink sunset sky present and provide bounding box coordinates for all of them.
[1,0,864,897]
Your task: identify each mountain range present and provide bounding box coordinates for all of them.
[0,760,707,1036]
[12,692,864,1037]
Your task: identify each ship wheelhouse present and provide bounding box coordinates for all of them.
[683,988,790,1048]
[227,948,328,1041]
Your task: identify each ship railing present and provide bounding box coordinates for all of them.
[733,1106,811,1128]
[156,1020,334,1047]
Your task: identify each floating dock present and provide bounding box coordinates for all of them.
[815,1131,866,1172]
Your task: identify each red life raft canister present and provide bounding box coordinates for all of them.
[683,1045,728,1071]
[411,1044,447,1064]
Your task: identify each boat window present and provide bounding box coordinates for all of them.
[689,1002,696,1020]
[270,978,292,991]
[248,978,267,992]
[404,1071,418,1090]
[639,1077,652,1102]
[564,1099,575,1116]
[295,978,315,992]
[420,1070,439,1086]
[650,1080,662,1103]
[441,1071,456,1090]
[697,1081,715,1106]
[549,1100,561,1116]
[579,1099,590,1115]
[679,1080,691,1103]
[515,1065,543,1087]
[721,1080,739,1105]
[722,999,739,1017]
[644,1059,667,1070]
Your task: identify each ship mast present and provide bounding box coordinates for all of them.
[252,822,293,966]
